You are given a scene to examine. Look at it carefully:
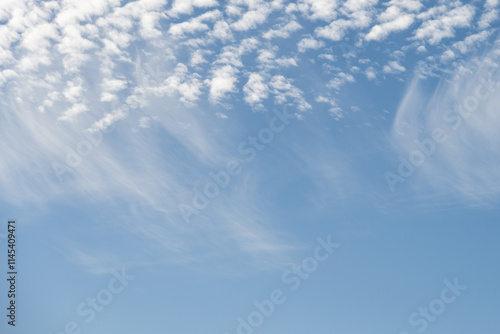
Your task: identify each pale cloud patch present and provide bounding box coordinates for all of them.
[269,75,311,111]
[263,20,302,39]
[413,4,475,45]
[243,73,269,107]
[231,3,272,31]
[327,72,355,90]
[298,37,325,52]
[289,0,339,21]
[210,20,234,41]
[383,60,406,74]
[206,65,239,104]
[168,0,218,16]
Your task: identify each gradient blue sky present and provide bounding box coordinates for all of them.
[0,0,499,333]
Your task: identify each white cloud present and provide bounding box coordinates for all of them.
[190,49,210,66]
[139,116,151,128]
[365,66,377,80]
[291,0,339,21]
[168,0,218,16]
[297,37,325,52]
[366,15,415,41]
[314,0,377,41]
[231,4,272,31]
[269,75,311,111]
[478,0,499,29]
[413,4,475,45]
[210,20,234,41]
[102,78,128,92]
[316,95,343,119]
[206,65,239,103]
[214,37,259,67]
[453,31,491,54]
[154,63,204,105]
[383,60,406,74]
[276,57,298,67]
[168,10,221,38]
[243,73,269,106]
[263,20,302,39]
[327,72,355,90]
[389,41,500,202]
[58,103,88,122]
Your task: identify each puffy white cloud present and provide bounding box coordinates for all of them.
[209,20,234,41]
[327,72,355,90]
[290,0,339,21]
[0,69,17,87]
[297,36,325,52]
[150,63,204,105]
[478,9,499,29]
[58,103,88,122]
[214,37,259,67]
[453,31,491,54]
[365,66,377,80]
[102,78,128,92]
[169,10,221,38]
[206,65,239,103]
[365,1,421,42]
[383,60,406,74]
[366,15,414,41]
[263,20,302,39]
[413,4,475,45]
[231,4,272,31]
[478,0,500,29]
[243,73,269,106]
[269,75,311,111]
[316,95,343,119]
[168,0,218,16]
[190,49,210,66]
[314,0,377,41]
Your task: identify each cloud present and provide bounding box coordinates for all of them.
[168,0,218,16]
[0,0,312,270]
[269,75,311,111]
[263,20,302,39]
[413,3,475,45]
[314,0,377,41]
[289,0,339,21]
[366,15,415,41]
[206,65,239,103]
[243,73,269,107]
[58,103,89,122]
[168,10,221,38]
[316,95,343,119]
[209,20,234,41]
[383,60,406,74]
[478,0,499,29]
[214,37,259,67]
[453,31,491,54]
[231,3,272,31]
[327,72,355,90]
[389,40,500,203]
[365,66,377,80]
[297,36,325,52]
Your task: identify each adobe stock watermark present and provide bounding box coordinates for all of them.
[224,235,340,334]
[48,268,134,334]
[398,277,466,334]
[178,106,296,224]
[385,59,500,192]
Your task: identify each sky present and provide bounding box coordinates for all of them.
[0,0,499,333]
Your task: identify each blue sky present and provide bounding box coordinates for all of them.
[0,0,500,333]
